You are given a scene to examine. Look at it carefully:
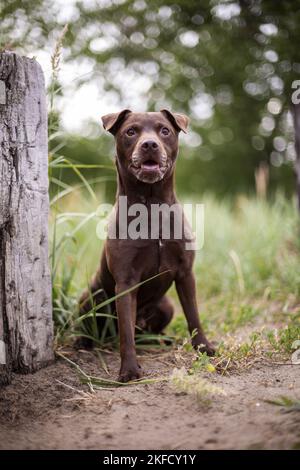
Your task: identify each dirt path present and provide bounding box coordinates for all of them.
[0,348,299,450]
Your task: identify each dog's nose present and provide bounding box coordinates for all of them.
[141,140,159,151]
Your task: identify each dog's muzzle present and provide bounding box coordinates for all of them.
[129,138,169,183]
[130,152,168,183]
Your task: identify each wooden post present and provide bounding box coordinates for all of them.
[0,52,53,385]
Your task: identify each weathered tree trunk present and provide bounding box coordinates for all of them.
[292,102,300,211]
[0,52,53,385]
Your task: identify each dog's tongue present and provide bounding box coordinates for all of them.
[141,160,159,171]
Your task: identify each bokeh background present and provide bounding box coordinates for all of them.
[2,0,300,202]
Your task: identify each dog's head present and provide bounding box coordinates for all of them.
[101,110,189,184]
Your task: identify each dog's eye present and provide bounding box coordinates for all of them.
[126,128,136,136]
[161,127,170,136]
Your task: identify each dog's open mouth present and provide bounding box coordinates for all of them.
[141,160,160,171]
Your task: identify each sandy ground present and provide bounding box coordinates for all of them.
[0,348,299,450]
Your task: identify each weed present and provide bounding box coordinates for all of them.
[266,324,300,355]
[265,396,300,412]
[189,352,216,374]
[213,331,264,373]
[170,367,225,404]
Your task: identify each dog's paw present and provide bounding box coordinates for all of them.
[199,342,216,357]
[118,363,142,383]
[192,338,216,356]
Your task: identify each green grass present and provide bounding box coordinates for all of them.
[194,194,300,299]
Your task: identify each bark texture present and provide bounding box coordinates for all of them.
[0,52,53,385]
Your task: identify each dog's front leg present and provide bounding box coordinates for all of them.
[115,283,141,382]
[176,271,216,356]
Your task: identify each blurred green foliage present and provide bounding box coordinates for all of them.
[2,0,300,197]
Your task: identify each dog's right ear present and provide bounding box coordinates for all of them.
[101,109,132,135]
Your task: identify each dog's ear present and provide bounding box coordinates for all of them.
[101,109,132,135]
[160,109,189,134]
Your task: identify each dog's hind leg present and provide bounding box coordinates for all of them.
[138,295,174,334]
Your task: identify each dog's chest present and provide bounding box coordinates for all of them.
[141,238,192,279]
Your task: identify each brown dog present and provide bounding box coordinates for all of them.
[79,109,215,382]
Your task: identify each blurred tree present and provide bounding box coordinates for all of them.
[1,0,300,199]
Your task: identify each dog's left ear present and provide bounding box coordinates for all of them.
[101,109,132,135]
[160,109,189,134]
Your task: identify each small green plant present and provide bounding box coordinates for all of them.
[190,352,216,373]
[214,331,264,373]
[265,396,300,412]
[266,324,300,354]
